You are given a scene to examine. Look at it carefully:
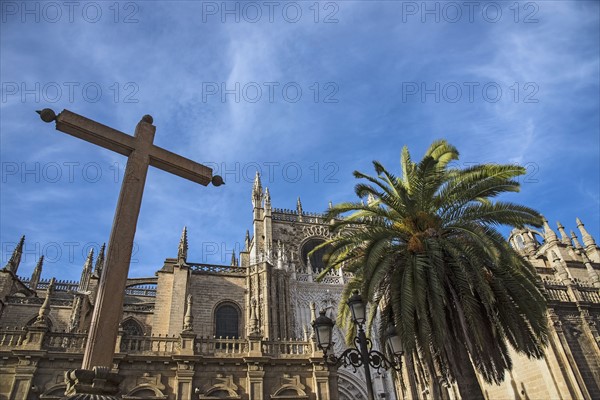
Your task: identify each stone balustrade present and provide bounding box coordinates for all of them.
[124,285,157,297]
[195,336,249,356]
[44,331,88,352]
[578,288,600,303]
[0,328,312,360]
[262,339,312,357]
[542,279,600,303]
[545,287,571,302]
[119,334,180,354]
[295,270,349,285]
[188,263,246,276]
[0,328,25,347]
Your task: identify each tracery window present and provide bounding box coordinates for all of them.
[122,318,143,336]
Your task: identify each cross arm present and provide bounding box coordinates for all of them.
[149,146,213,186]
[39,108,215,186]
[54,109,136,156]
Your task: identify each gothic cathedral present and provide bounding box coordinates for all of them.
[0,173,599,399]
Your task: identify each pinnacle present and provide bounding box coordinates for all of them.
[178,226,189,262]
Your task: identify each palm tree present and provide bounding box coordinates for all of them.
[316,140,548,399]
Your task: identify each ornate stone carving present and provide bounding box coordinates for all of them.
[63,366,123,399]
[301,225,331,239]
[197,374,239,399]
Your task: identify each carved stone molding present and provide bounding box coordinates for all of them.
[197,375,240,399]
[301,225,332,239]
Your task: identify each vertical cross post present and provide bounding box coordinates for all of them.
[82,117,154,369]
[37,109,221,371]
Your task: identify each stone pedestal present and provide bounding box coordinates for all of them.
[179,331,196,356]
[247,333,263,357]
[9,352,42,400]
[175,361,195,400]
[23,324,48,350]
[246,363,265,400]
[62,366,123,399]
[312,360,335,400]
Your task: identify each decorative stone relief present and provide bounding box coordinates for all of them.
[301,225,331,239]
[338,372,368,400]
[272,375,307,397]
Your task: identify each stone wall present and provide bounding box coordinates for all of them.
[187,272,246,337]
[0,326,332,400]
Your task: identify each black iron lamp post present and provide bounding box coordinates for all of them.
[312,290,404,400]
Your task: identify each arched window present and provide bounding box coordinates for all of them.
[122,318,143,336]
[215,304,239,338]
[515,235,525,249]
[301,237,332,273]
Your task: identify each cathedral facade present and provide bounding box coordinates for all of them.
[0,174,395,400]
[475,218,600,399]
[0,174,599,399]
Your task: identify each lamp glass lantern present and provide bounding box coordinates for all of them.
[386,324,404,357]
[347,290,366,325]
[312,310,335,352]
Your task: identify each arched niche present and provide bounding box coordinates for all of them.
[40,384,66,399]
[198,386,241,399]
[270,385,309,399]
[122,384,167,399]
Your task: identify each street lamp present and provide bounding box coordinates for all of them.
[311,290,403,400]
[347,289,366,325]
[385,324,404,359]
[313,307,335,353]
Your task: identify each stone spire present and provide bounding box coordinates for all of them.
[3,235,25,274]
[556,222,571,246]
[178,226,188,264]
[250,299,260,335]
[570,231,583,250]
[30,256,44,291]
[309,301,317,345]
[542,216,558,244]
[276,240,283,269]
[580,251,600,288]
[79,248,94,292]
[183,295,194,331]
[576,217,597,248]
[297,197,303,222]
[264,187,272,211]
[93,243,106,278]
[307,257,313,275]
[34,277,55,326]
[245,230,251,251]
[328,200,333,209]
[550,251,571,285]
[230,251,237,267]
[252,172,263,207]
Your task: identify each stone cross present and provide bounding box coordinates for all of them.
[37,109,221,369]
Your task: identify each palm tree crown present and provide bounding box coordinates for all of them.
[317,140,548,387]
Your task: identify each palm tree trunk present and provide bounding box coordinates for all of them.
[404,353,421,399]
[421,353,446,400]
[453,340,485,400]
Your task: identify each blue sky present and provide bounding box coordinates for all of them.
[1,1,598,282]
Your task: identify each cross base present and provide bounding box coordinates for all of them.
[62,366,123,399]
